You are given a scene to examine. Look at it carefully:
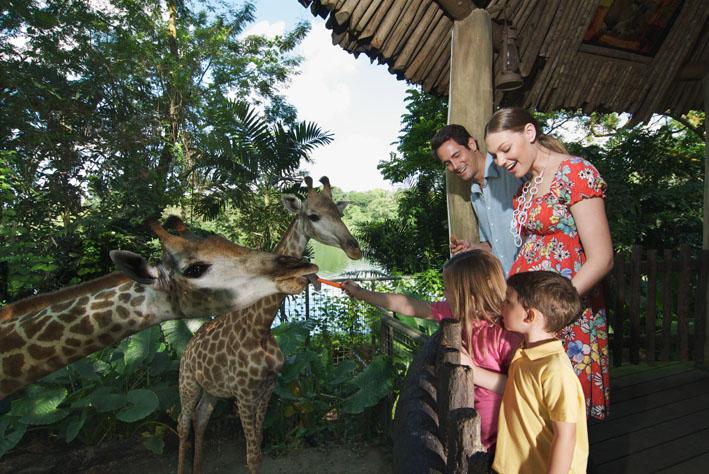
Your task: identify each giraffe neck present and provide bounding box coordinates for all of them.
[274,216,309,257]
[0,274,175,399]
[252,216,309,329]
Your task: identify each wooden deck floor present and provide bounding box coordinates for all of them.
[589,361,709,473]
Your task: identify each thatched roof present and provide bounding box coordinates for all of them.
[298,0,708,122]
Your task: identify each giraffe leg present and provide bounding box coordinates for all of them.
[192,391,218,474]
[252,377,278,471]
[236,397,261,474]
[177,377,202,474]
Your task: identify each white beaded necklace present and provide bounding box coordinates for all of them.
[510,155,551,247]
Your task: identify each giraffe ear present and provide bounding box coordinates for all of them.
[110,250,157,285]
[335,201,349,215]
[281,194,302,214]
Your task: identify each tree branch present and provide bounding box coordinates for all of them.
[669,113,705,141]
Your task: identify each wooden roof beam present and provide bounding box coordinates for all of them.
[436,0,474,20]
[677,62,709,81]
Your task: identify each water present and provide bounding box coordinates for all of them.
[310,241,384,278]
[279,241,388,324]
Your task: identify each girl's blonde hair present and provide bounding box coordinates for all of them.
[484,107,568,155]
[442,250,506,355]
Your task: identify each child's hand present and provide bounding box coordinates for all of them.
[341,280,362,298]
[459,348,478,369]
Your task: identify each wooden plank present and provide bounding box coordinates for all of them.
[611,360,684,379]
[612,369,709,404]
[647,249,657,364]
[612,254,626,366]
[661,249,674,361]
[629,245,642,363]
[592,408,709,465]
[589,392,709,444]
[611,361,691,388]
[609,376,709,419]
[678,245,690,360]
[655,451,709,473]
[705,75,709,368]
[695,250,709,362]
[437,0,473,20]
[595,426,709,474]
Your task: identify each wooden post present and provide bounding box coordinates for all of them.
[630,245,642,364]
[446,408,485,473]
[647,249,657,364]
[661,249,673,361]
[446,8,493,247]
[696,250,709,363]
[612,254,626,366]
[441,318,462,351]
[677,245,690,361]
[703,73,709,368]
[437,319,462,449]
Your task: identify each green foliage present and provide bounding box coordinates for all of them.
[0,0,322,299]
[0,323,184,457]
[359,89,450,273]
[567,115,704,251]
[264,320,393,448]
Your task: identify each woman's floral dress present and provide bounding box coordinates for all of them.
[509,156,610,420]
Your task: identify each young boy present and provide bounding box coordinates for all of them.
[493,271,588,474]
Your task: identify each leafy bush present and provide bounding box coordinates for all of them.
[0,323,192,457]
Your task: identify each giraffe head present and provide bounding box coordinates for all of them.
[282,176,362,259]
[110,217,317,318]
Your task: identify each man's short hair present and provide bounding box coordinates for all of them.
[430,124,476,159]
[507,271,582,333]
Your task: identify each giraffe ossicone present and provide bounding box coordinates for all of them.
[177,177,361,474]
[0,216,318,399]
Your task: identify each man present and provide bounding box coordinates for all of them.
[431,124,522,276]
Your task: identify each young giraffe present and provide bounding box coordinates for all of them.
[177,177,361,474]
[0,217,318,399]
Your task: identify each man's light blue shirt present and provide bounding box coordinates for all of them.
[470,154,523,276]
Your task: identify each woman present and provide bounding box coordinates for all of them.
[484,107,613,420]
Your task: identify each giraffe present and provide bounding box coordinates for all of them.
[177,177,361,474]
[0,216,318,399]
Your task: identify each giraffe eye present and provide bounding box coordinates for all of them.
[308,214,320,222]
[183,262,211,278]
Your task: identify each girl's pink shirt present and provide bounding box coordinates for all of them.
[431,300,522,450]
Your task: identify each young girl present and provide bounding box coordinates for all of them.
[341,250,521,451]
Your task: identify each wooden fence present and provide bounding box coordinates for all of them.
[605,245,708,366]
[378,245,709,371]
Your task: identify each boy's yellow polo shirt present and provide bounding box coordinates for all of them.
[493,339,588,474]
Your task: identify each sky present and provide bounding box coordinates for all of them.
[248,1,410,191]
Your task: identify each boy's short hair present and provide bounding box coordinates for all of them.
[507,271,582,333]
[430,124,478,158]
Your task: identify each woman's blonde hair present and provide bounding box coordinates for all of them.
[484,107,568,154]
[442,250,506,355]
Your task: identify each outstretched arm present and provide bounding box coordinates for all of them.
[341,281,433,319]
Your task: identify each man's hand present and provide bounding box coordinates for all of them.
[450,235,491,255]
[450,234,472,255]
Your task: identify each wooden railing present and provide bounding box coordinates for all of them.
[377,244,709,371]
[605,245,708,366]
